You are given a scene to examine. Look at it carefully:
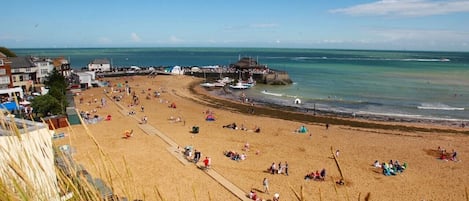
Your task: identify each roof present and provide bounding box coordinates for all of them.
[90,59,110,65]
[9,57,36,69]
[0,52,6,58]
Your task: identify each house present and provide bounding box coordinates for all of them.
[9,56,37,92]
[71,71,96,89]
[0,52,13,89]
[88,58,111,72]
[52,57,72,77]
[0,117,60,200]
[32,57,55,84]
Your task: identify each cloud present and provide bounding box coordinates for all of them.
[169,35,183,43]
[371,28,469,41]
[130,32,141,42]
[330,0,469,17]
[249,23,278,28]
[98,37,112,44]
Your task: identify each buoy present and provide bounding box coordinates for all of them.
[294,98,301,104]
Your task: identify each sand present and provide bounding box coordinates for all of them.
[55,75,469,201]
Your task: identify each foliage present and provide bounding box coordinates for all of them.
[30,94,62,116]
[41,69,68,114]
[0,46,17,57]
[44,68,67,90]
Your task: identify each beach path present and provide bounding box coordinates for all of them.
[110,96,251,201]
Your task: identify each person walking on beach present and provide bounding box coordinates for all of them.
[263,177,270,194]
[141,105,144,112]
[284,161,289,176]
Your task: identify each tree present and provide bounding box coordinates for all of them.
[0,47,17,57]
[30,94,62,117]
[43,69,68,113]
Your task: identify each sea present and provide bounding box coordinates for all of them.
[13,47,469,123]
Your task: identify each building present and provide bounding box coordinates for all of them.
[88,58,111,72]
[53,57,72,77]
[9,56,37,92]
[33,57,55,83]
[0,52,13,88]
[71,71,96,88]
[0,117,59,200]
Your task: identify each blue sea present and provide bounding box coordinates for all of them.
[13,47,469,122]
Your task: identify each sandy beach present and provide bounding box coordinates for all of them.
[55,75,469,201]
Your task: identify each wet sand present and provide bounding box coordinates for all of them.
[56,75,469,201]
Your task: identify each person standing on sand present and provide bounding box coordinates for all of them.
[263,177,270,194]
[284,161,289,176]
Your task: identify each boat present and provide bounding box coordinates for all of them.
[200,82,216,88]
[229,82,251,89]
[261,90,283,97]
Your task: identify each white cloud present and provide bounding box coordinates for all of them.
[130,32,141,42]
[331,0,469,17]
[98,37,112,44]
[371,28,469,41]
[169,35,183,43]
[250,23,278,28]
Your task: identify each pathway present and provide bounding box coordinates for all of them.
[110,96,251,201]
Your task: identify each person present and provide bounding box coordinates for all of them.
[335,150,340,157]
[141,105,144,112]
[336,179,345,185]
[451,149,458,161]
[193,149,201,163]
[263,178,269,194]
[326,123,329,130]
[273,193,280,201]
[141,116,148,124]
[373,160,381,168]
[248,190,257,200]
[319,168,326,181]
[123,129,133,139]
[203,157,210,170]
[243,142,250,151]
[269,162,276,174]
[284,161,289,176]
[277,162,282,174]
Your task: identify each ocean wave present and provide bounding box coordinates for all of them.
[290,56,450,62]
[417,103,464,111]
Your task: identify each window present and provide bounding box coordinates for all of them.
[14,69,20,73]
[0,76,10,84]
[41,69,49,74]
[26,68,31,72]
[0,69,5,75]
[19,75,23,81]
[0,59,3,66]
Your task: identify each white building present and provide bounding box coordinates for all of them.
[0,117,59,200]
[88,59,111,72]
[71,71,96,88]
[33,57,55,83]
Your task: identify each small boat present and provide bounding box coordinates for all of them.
[261,90,283,97]
[200,82,216,88]
[229,82,251,89]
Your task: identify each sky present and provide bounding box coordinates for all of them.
[2,0,469,51]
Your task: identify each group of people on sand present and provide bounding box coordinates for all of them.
[248,189,280,201]
[222,122,261,133]
[438,146,458,161]
[267,161,289,176]
[223,150,247,161]
[304,168,326,181]
[373,159,407,176]
[182,145,212,170]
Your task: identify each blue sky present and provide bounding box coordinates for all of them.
[2,0,469,51]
